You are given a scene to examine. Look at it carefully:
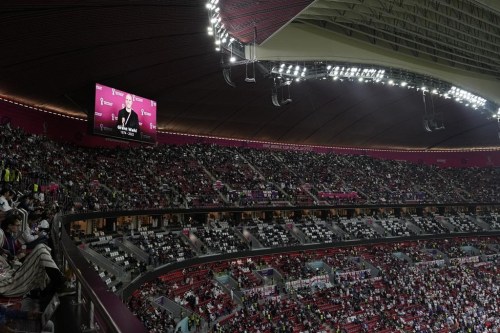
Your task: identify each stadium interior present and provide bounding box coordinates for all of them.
[0,1,499,333]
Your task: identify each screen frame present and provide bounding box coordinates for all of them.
[93,83,157,144]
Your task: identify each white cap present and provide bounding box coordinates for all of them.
[39,220,50,229]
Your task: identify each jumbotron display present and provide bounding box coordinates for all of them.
[94,83,157,143]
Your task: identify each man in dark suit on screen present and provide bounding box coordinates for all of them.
[116,94,140,138]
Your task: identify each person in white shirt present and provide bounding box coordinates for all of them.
[0,189,14,212]
[34,191,45,203]
[38,219,50,236]
[21,215,49,250]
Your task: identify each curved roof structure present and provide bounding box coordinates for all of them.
[1,0,499,149]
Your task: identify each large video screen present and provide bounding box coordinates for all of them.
[94,83,157,143]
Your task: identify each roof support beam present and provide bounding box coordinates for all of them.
[252,23,500,104]
[300,17,500,73]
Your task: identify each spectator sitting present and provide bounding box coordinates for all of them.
[0,189,14,212]
[16,193,35,214]
[0,213,65,305]
[0,212,26,262]
[20,214,48,250]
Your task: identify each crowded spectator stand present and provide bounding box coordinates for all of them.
[1,124,500,333]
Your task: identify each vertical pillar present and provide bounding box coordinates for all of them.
[77,281,82,304]
[89,301,95,330]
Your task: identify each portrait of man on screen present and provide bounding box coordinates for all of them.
[116,94,140,138]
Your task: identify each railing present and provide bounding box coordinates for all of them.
[121,228,500,299]
[55,213,147,333]
[55,205,500,332]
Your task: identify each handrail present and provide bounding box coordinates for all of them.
[59,221,147,333]
[121,230,500,300]
[61,201,500,215]
[57,205,500,332]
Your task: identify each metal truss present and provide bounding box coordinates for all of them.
[295,0,500,77]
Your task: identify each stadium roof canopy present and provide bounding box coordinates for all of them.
[1,0,500,149]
